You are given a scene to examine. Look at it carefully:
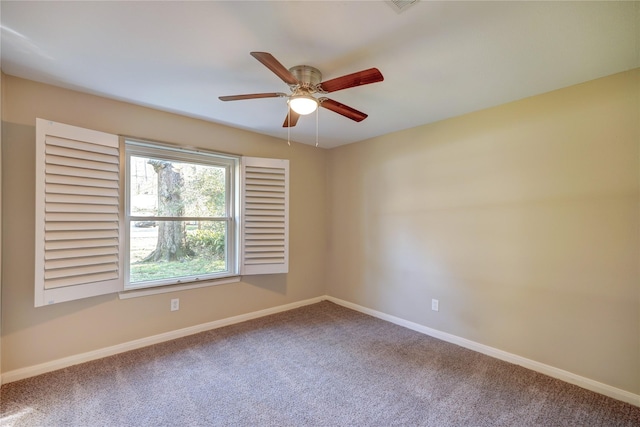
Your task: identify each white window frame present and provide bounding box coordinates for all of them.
[124,139,240,290]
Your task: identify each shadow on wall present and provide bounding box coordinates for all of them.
[242,273,288,295]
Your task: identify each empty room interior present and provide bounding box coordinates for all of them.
[1,1,639,425]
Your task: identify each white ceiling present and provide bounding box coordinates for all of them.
[1,1,638,148]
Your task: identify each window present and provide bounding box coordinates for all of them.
[125,140,238,290]
[35,119,289,307]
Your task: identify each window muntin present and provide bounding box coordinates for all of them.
[125,140,238,290]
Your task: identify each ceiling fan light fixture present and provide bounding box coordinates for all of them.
[289,95,318,115]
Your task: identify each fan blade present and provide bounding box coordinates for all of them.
[319,98,368,122]
[283,110,300,127]
[219,92,286,101]
[319,68,383,93]
[250,52,299,86]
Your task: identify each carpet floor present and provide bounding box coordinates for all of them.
[1,301,639,426]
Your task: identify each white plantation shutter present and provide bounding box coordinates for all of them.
[241,157,289,275]
[35,119,123,307]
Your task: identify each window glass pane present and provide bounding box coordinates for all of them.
[182,162,227,218]
[129,220,227,284]
[129,156,227,217]
[129,156,158,217]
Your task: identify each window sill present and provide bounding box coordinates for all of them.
[118,276,241,299]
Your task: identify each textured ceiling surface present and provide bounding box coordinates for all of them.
[1,1,638,148]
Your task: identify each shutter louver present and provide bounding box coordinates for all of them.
[241,157,289,275]
[35,119,122,306]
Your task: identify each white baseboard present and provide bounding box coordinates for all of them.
[3,294,639,408]
[1,296,324,385]
[324,295,640,407]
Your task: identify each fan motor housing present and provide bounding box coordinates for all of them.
[289,65,322,90]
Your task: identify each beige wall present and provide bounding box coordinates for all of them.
[1,75,327,372]
[0,71,3,376]
[327,70,640,394]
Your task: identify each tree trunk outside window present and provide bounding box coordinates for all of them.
[142,160,193,262]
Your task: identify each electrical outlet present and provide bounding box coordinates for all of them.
[170,298,180,311]
[431,299,439,312]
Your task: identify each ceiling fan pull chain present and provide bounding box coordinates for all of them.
[315,107,319,147]
[287,104,291,146]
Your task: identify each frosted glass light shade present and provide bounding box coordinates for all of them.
[289,95,318,115]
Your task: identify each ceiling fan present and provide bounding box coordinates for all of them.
[219,52,384,128]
